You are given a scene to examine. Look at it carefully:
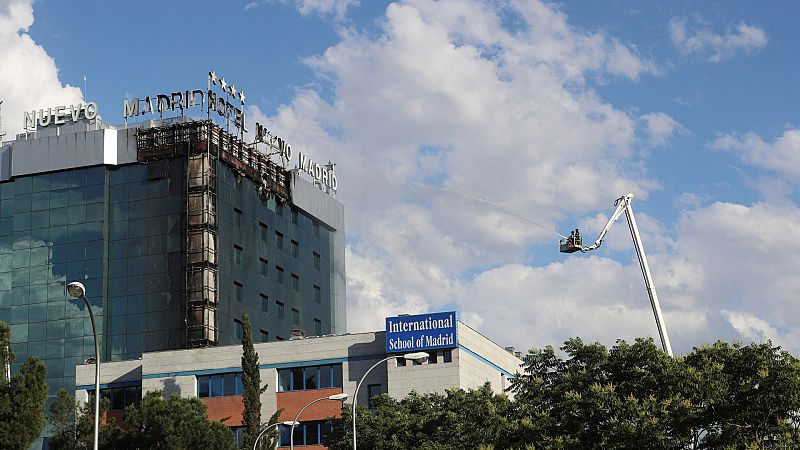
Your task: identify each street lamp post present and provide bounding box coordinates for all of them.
[352,352,429,450]
[252,420,299,450]
[67,281,100,450]
[290,393,348,450]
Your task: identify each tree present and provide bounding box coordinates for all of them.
[115,391,235,450]
[47,389,121,450]
[0,321,48,450]
[327,384,518,450]
[241,312,274,449]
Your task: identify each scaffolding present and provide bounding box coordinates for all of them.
[136,120,292,348]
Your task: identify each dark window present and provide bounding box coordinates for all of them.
[90,386,142,410]
[275,266,284,284]
[291,208,299,225]
[427,351,438,364]
[277,364,343,391]
[276,204,284,217]
[368,384,381,409]
[230,426,245,449]
[260,329,268,342]
[234,244,243,265]
[291,239,299,257]
[260,294,269,313]
[313,252,320,270]
[278,421,332,446]
[260,258,268,277]
[443,349,453,363]
[197,373,243,398]
[259,222,268,242]
[275,231,283,249]
[276,301,285,319]
[396,358,406,367]
[234,319,243,340]
[314,285,321,303]
[314,318,322,336]
[292,308,300,326]
[234,208,242,228]
[234,282,243,303]
[291,273,299,291]
[313,221,320,237]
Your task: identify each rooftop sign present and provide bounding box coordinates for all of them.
[385,311,457,353]
[23,102,98,131]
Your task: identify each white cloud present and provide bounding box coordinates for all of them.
[640,112,687,147]
[248,0,800,355]
[711,129,800,182]
[244,0,358,19]
[0,0,83,137]
[669,16,768,62]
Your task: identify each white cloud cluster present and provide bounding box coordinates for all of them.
[669,16,768,62]
[244,0,358,19]
[640,112,687,147]
[0,0,83,137]
[711,129,800,182]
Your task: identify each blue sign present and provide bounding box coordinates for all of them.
[385,311,457,353]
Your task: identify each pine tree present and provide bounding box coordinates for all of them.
[241,312,273,449]
[0,321,48,450]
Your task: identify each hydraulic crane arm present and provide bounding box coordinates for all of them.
[561,193,674,357]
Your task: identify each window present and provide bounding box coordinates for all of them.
[197,372,243,398]
[367,384,381,409]
[291,239,299,257]
[259,222,268,242]
[292,308,300,326]
[260,258,268,277]
[234,244,243,265]
[443,349,453,363]
[89,386,141,410]
[260,329,268,343]
[234,208,242,228]
[276,301,285,319]
[314,318,322,336]
[313,221,320,237]
[313,252,320,270]
[291,208,299,225]
[230,426,245,449]
[277,364,343,391]
[234,282,243,303]
[234,319,244,340]
[260,294,269,313]
[396,358,406,367]
[427,351,438,364]
[275,231,283,249]
[314,285,321,304]
[276,204,284,217]
[291,273,299,291]
[279,421,333,447]
[275,266,284,284]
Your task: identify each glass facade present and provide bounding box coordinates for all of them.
[0,159,185,406]
[215,161,334,346]
[0,140,340,409]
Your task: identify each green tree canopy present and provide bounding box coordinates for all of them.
[0,321,48,450]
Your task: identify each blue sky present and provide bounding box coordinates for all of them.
[3,0,800,354]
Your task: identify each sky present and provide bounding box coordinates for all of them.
[1,0,799,355]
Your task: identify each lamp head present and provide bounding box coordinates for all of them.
[67,281,86,298]
[282,421,300,426]
[327,393,349,401]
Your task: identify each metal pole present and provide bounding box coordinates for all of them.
[81,294,101,450]
[353,356,395,450]
[290,397,326,450]
[252,421,281,450]
[624,204,674,357]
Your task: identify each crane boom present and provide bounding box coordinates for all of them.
[560,193,674,357]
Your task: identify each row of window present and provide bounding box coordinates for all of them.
[88,386,142,410]
[198,373,245,398]
[232,316,323,342]
[396,350,453,366]
[235,250,322,296]
[278,364,343,392]
[279,421,333,447]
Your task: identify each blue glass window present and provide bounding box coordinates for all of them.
[197,372,243,398]
[278,421,333,446]
[276,364,342,391]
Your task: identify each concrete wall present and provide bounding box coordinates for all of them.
[75,359,142,406]
[456,322,522,394]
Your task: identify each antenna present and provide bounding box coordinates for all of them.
[83,75,87,99]
[0,101,6,142]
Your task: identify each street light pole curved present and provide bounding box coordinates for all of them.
[290,393,348,450]
[67,282,99,450]
[253,421,295,450]
[352,356,395,450]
